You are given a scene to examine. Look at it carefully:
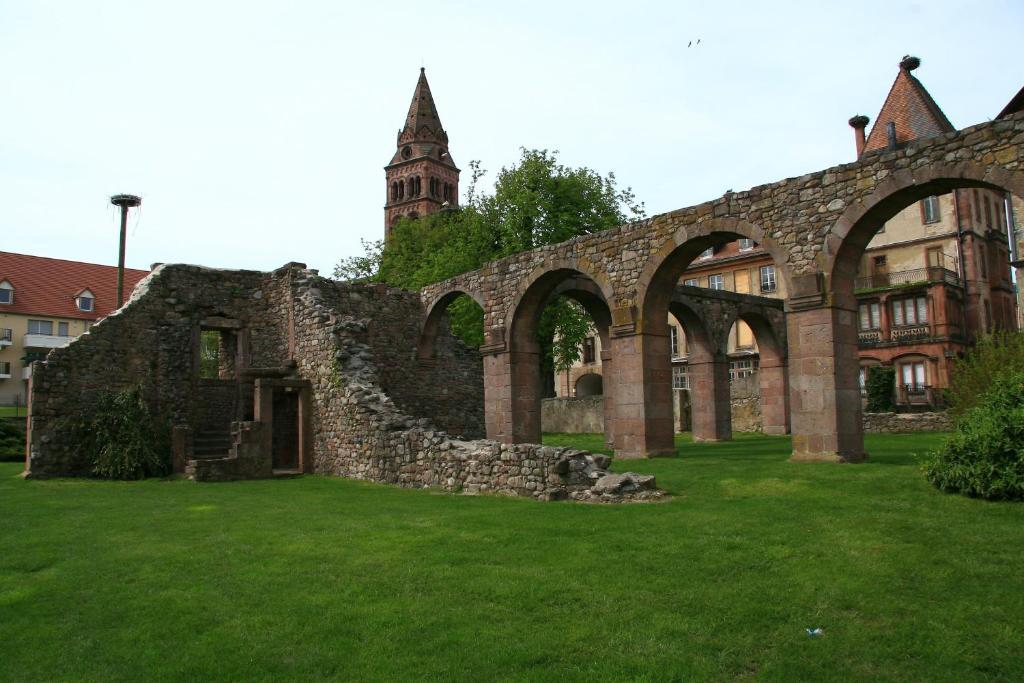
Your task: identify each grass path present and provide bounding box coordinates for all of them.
[1,432,1022,681]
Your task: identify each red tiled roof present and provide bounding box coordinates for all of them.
[862,63,955,156]
[0,251,150,321]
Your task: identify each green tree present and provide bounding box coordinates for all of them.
[334,148,645,387]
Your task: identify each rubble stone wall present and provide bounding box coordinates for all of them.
[27,264,287,477]
[863,411,954,433]
[27,264,659,502]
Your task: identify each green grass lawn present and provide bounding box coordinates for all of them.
[0,406,26,418]
[2,432,1023,681]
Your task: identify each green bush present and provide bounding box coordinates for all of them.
[0,421,24,462]
[922,372,1024,501]
[947,331,1024,418]
[865,365,895,413]
[72,386,171,480]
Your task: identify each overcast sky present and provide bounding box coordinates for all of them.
[2,1,1021,275]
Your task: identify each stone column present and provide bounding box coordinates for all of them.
[600,349,616,449]
[608,332,676,459]
[482,348,543,444]
[787,303,866,462]
[688,356,732,441]
[758,358,790,435]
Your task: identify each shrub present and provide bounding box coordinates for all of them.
[865,365,895,413]
[72,386,171,480]
[947,331,1024,418]
[922,372,1024,501]
[0,421,24,462]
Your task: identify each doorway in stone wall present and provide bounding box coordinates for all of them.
[271,387,300,471]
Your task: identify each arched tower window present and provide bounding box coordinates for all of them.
[391,182,398,201]
[399,179,405,199]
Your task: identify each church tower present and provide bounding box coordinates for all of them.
[384,68,460,237]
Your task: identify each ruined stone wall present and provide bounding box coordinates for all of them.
[541,396,605,434]
[863,411,953,433]
[26,263,661,501]
[26,265,291,477]
[304,279,484,438]
[288,273,658,501]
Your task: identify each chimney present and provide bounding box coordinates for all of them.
[886,121,898,150]
[849,115,870,158]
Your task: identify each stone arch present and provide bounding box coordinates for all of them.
[418,288,486,362]
[825,160,1024,307]
[503,260,616,445]
[668,298,730,441]
[637,217,788,329]
[723,306,790,435]
[504,257,615,347]
[575,372,603,397]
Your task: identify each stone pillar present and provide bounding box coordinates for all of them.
[688,357,732,441]
[787,304,866,462]
[600,349,616,449]
[608,332,675,459]
[482,349,542,444]
[758,358,790,435]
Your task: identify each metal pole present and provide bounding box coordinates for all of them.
[117,204,128,306]
[109,194,142,307]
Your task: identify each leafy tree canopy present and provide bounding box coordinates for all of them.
[334,148,645,383]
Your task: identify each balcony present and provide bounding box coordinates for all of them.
[23,334,73,350]
[891,325,931,342]
[855,266,960,292]
[857,325,934,347]
[858,330,882,346]
[22,366,32,380]
[0,328,12,347]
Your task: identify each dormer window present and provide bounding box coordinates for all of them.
[0,280,12,305]
[76,289,95,312]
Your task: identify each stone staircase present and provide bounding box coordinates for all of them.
[192,428,233,459]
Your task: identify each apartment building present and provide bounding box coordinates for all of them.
[0,252,150,406]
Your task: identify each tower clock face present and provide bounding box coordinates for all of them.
[402,146,412,159]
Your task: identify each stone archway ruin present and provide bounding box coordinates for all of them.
[422,113,1024,461]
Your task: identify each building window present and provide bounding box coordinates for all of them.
[698,247,714,260]
[739,238,755,251]
[709,273,724,290]
[76,290,94,312]
[28,320,53,335]
[921,196,940,224]
[729,358,759,381]
[759,265,776,293]
[670,326,680,358]
[873,254,887,268]
[900,361,927,390]
[58,322,69,337]
[582,337,596,364]
[892,296,928,326]
[683,278,698,287]
[0,281,12,305]
[672,364,689,390]
[859,302,881,330]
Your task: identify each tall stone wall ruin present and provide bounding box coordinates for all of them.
[25,263,657,502]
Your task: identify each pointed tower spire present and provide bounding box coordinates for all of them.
[399,67,448,146]
[383,69,460,238]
